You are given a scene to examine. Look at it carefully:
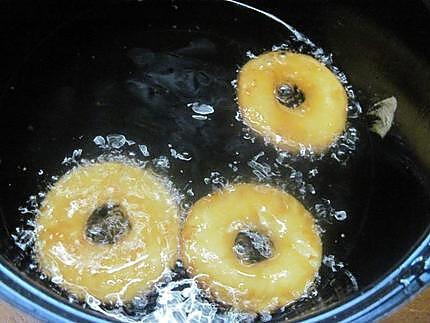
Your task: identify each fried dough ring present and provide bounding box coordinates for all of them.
[238,51,347,152]
[182,183,322,313]
[36,162,179,302]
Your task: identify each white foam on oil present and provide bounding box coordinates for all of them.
[314,198,349,224]
[187,102,215,116]
[187,102,215,121]
[168,144,192,162]
[203,171,227,188]
[93,134,136,150]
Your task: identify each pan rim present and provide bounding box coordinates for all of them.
[0,0,429,321]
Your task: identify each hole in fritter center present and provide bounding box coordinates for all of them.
[86,203,131,245]
[233,230,274,264]
[276,84,305,109]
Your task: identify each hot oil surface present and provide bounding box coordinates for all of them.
[0,2,374,321]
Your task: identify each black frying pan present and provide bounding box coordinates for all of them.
[0,0,429,321]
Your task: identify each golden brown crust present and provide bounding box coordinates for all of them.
[181,184,322,313]
[237,51,348,153]
[36,162,179,302]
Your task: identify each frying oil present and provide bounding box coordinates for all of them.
[11,19,365,323]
